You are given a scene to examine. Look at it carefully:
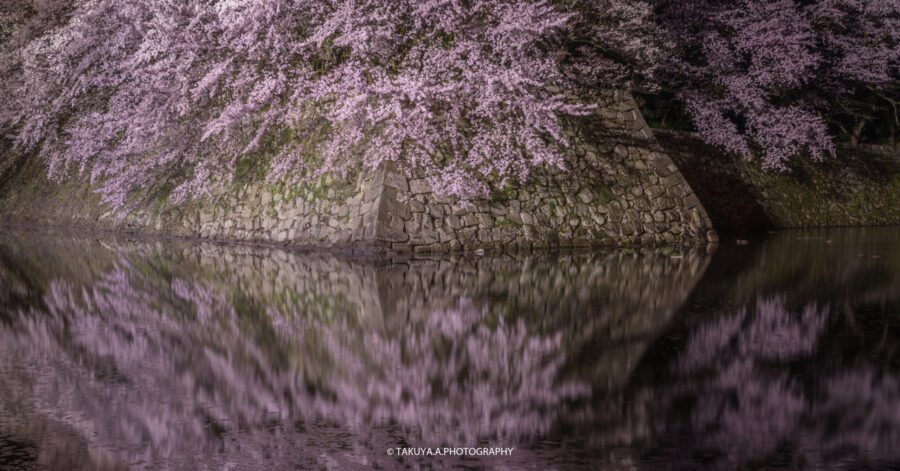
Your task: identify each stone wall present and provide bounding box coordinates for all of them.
[0,153,390,252]
[658,130,900,233]
[0,92,716,253]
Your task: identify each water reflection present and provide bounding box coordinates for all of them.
[0,228,711,470]
[604,294,900,470]
[0,227,899,469]
[596,229,900,470]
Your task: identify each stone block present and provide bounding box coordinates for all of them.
[409,179,432,194]
[457,227,477,243]
[578,189,595,204]
[447,214,462,230]
[388,214,405,232]
[438,227,455,243]
[381,195,412,221]
[384,171,409,192]
[426,203,444,219]
[377,223,410,242]
[409,199,425,213]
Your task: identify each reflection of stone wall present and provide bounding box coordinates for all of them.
[659,130,900,233]
[0,229,713,362]
[0,92,715,253]
[0,232,710,382]
[0,228,714,391]
[377,248,713,390]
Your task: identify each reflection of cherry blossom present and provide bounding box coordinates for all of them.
[619,295,900,470]
[679,297,827,375]
[3,230,900,470]
[691,357,806,466]
[318,300,591,444]
[802,369,900,467]
[0,261,590,469]
[671,297,828,466]
[740,297,827,360]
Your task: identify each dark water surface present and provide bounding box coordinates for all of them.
[0,227,898,470]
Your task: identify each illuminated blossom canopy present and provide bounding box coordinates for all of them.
[0,0,897,208]
[658,0,900,168]
[0,0,654,207]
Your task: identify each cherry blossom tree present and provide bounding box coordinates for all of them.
[655,0,900,168]
[0,0,655,209]
[1,0,897,208]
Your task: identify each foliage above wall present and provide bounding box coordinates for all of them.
[656,0,900,168]
[0,0,658,208]
[0,0,897,209]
